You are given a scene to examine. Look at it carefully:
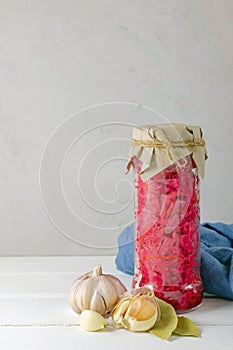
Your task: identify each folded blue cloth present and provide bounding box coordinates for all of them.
[115,222,233,300]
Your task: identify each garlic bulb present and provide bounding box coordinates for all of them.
[112,288,160,332]
[79,310,106,332]
[69,264,127,316]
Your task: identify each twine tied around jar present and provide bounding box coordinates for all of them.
[128,124,207,180]
[131,125,206,168]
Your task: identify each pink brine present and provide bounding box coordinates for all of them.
[132,154,203,312]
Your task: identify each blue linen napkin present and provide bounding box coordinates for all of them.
[115,222,233,300]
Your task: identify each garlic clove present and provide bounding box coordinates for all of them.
[125,312,158,332]
[124,294,143,319]
[112,290,160,332]
[112,297,131,327]
[77,280,94,312]
[126,294,159,321]
[79,310,107,332]
[97,277,118,313]
[89,289,106,315]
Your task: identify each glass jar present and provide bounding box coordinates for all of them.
[129,124,207,312]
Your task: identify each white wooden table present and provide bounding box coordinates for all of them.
[0,256,232,350]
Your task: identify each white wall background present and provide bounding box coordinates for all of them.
[0,0,233,256]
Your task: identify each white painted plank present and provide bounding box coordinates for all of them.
[0,296,232,327]
[186,298,233,326]
[0,257,233,350]
[0,257,233,327]
[0,326,232,350]
[0,297,76,326]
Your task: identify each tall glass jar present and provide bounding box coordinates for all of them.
[128,124,207,312]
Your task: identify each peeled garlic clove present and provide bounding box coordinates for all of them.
[79,310,107,332]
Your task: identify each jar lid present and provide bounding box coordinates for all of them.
[128,123,208,181]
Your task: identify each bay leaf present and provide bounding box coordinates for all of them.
[149,298,178,340]
[173,316,200,337]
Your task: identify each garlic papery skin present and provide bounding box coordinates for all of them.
[69,265,127,316]
[112,291,160,332]
[79,310,106,332]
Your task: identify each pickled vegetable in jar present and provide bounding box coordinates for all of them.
[128,124,208,312]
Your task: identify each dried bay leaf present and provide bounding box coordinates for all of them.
[173,316,200,337]
[149,298,178,340]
